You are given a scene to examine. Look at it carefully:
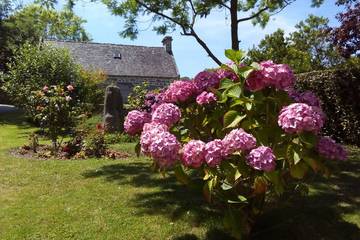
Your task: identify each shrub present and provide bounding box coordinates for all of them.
[2,43,105,120]
[32,84,84,154]
[126,81,149,111]
[296,62,360,145]
[124,50,347,239]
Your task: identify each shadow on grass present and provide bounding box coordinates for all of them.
[82,162,223,229]
[82,147,360,240]
[0,111,32,129]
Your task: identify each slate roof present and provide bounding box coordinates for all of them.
[46,40,179,78]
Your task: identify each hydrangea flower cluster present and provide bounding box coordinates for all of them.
[196,91,217,105]
[288,89,321,107]
[163,80,197,103]
[140,122,169,154]
[204,139,224,167]
[317,136,347,160]
[147,131,181,168]
[152,103,181,127]
[181,140,206,168]
[246,61,295,91]
[246,146,276,172]
[193,71,220,93]
[222,128,257,156]
[278,103,325,134]
[124,110,151,135]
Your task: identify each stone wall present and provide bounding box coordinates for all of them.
[105,75,174,102]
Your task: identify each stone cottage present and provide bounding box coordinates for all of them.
[48,37,179,101]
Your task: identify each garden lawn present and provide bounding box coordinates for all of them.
[0,112,359,240]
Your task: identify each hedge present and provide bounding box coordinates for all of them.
[296,68,360,146]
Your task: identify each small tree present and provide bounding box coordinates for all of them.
[33,84,83,154]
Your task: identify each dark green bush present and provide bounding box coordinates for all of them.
[296,66,360,145]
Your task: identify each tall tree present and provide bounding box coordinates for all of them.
[0,3,90,71]
[246,15,344,73]
[99,0,325,65]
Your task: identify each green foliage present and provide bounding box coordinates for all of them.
[296,61,360,145]
[0,3,90,71]
[2,43,104,119]
[246,15,344,73]
[126,81,149,110]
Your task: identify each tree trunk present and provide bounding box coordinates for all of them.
[230,0,239,50]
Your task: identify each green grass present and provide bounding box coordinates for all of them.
[0,112,359,240]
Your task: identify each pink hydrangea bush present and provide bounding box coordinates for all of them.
[123,49,347,239]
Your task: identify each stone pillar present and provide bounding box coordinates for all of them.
[103,84,124,132]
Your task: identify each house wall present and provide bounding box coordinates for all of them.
[106,75,175,102]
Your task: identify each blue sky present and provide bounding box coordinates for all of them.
[24,0,344,77]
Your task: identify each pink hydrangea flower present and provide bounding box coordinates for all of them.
[246,146,276,172]
[163,80,197,103]
[245,70,268,91]
[140,122,168,154]
[204,139,224,167]
[181,140,206,168]
[278,103,325,134]
[196,91,217,105]
[246,61,295,91]
[193,71,220,93]
[317,136,347,160]
[152,103,181,127]
[148,131,181,168]
[124,110,151,135]
[222,128,257,156]
[291,90,321,107]
[67,85,74,91]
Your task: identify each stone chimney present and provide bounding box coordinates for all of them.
[162,36,173,55]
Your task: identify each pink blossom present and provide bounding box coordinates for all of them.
[196,91,217,105]
[181,140,206,168]
[148,131,181,168]
[289,90,321,107]
[124,110,151,135]
[246,146,276,172]
[204,139,224,167]
[163,80,197,103]
[246,61,295,91]
[317,136,347,161]
[140,122,168,154]
[67,85,74,91]
[65,96,72,102]
[222,128,257,156]
[193,71,220,93]
[278,103,325,134]
[152,103,181,127]
[43,85,49,92]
